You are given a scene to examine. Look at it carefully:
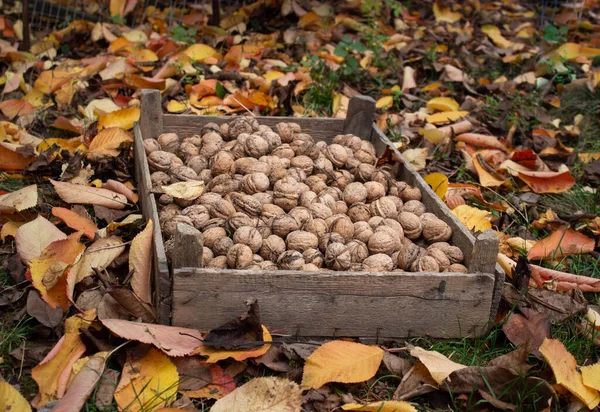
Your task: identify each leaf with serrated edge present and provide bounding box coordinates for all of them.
[52,207,98,239]
[16,215,67,263]
[211,377,301,412]
[409,346,467,385]
[0,184,37,212]
[161,181,205,200]
[342,400,417,412]
[129,220,153,304]
[0,381,32,412]
[51,180,128,209]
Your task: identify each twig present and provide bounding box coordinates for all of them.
[230,96,256,117]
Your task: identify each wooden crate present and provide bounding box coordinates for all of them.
[134,89,505,340]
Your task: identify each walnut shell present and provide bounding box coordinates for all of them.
[197,192,222,206]
[197,169,212,183]
[328,215,354,240]
[378,219,404,241]
[161,215,193,237]
[209,198,236,219]
[148,151,182,172]
[276,122,301,143]
[186,156,208,174]
[210,151,236,176]
[290,155,314,175]
[229,117,259,138]
[362,254,394,272]
[402,200,426,216]
[212,237,234,256]
[233,226,263,253]
[288,207,312,227]
[301,263,320,271]
[260,155,289,170]
[277,250,305,270]
[308,202,332,220]
[262,204,285,220]
[333,133,363,151]
[354,221,374,243]
[201,247,214,267]
[347,203,371,223]
[320,187,343,202]
[253,192,273,205]
[271,214,301,238]
[157,133,180,153]
[314,157,334,174]
[181,205,210,229]
[304,218,328,238]
[262,131,282,151]
[178,142,199,161]
[286,230,318,252]
[151,171,171,188]
[260,235,286,261]
[332,170,353,191]
[208,255,228,268]
[398,212,423,240]
[401,186,422,202]
[420,212,437,223]
[169,165,198,182]
[448,263,468,273]
[143,138,161,155]
[240,172,270,194]
[303,248,324,267]
[427,248,451,271]
[271,144,296,159]
[410,256,440,272]
[244,135,269,158]
[332,200,348,215]
[159,204,181,222]
[230,192,262,217]
[202,227,227,249]
[354,149,376,164]
[343,182,367,205]
[227,244,253,269]
[370,196,398,219]
[324,144,349,167]
[355,164,376,182]
[225,212,256,233]
[345,240,369,263]
[260,261,278,270]
[396,241,425,270]
[158,194,173,206]
[318,232,345,254]
[325,242,352,271]
[273,179,299,212]
[287,167,306,183]
[182,134,202,147]
[388,181,408,198]
[422,219,452,243]
[428,243,464,264]
[368,231,400,255]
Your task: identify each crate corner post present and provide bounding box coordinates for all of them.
[344,95,376,140]
[140,89,163,140]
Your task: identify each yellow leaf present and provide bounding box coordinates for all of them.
[211,377,301,412]
[194,326,272,363]
[1,221,20,242]
[342,400,417,412]
[38,138,87,154]
[401,148,428,171]
[539,339,599,409]
[473,156,506,188]
[426,97,459,112]
[184,44,220,62]
[426,111,469,125]
[16,215,66,263]
[114,347,179,412]
[432,3,462,23]
[301,341,383,389]
[452,205,493,232]
[481,25,515,49]
[409,346,467,385]
[0,184,37,212]
[88,128,134,160]
[161,181,205,200]
[422,82,442,92]
[81,98,120,121]
[166,100,188,113]
[109,0,124,17]
[376,95,394,109]
[424,173,449,199]
[0,381,32,412]
[581,363,600,391]
[129,220,153,304]
[98,107,140,130]
[263,70,285,83]
[421,127,446,145]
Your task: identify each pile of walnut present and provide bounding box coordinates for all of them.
[145,117,467,273]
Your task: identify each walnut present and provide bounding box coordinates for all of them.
[253,192,273,205]
[229,117,259,138]
[201,247,214,267]
[321,187,343,202]
[370,196,398,219]
[362,254,394,272]
[210,151,236,176]
[398,212,423,240]
[271,214,301,238]
[240,172,269,194]
[332,170,353,191]
[157,133,180,153]
[325,242,352,271]
[227,244,253,269]
[314,157,334,174]
[269,168,289,186]
[314,194,336,212]
[287,167,306,183]
[181,205,210,229]
[347,203,371,223]
[354,221,374,243]
[178,142,199,161]
[174,197,195,208]
[259,261,278,270]
[276,122,301,143]
[244,135,269,158]
[360,140,376,155]
[345,157,362,172]
[368,231,400,255]
[388,181,408,198]
[301,263,320,271]
[262,131,282,151]
[368,216,385,229]
[420,212,437,223]
[224,213,255,233]
[202,227,227,249]
[396,241,425,270]
[208,255,228,268]
[212,237,234,256]
[233,226,263,253]
[197,192,222,206]
[255,221,272,239]
[332,200,348,215]
[287,230,318,252]
[235,157,257,174]
[159,203,181,222]
[378,219,405,241]
[143,138,161,155]
[169,165,198,182]
[389,196,403,212]
[186,156,208,174]
[199,218,225,231]
[448,263,468,273]
[209,198,236,219]
[318,232,345,254]
[307,202,330,220]
[402,200,426,216]
[148,151,182,172]
[371,170,390,192]
[345,240,369,263]
[364,181,386,202]
[260,235,286,261]
[304,218,328,238]
[290,155,314,175]
[158,194,173,206]
[333,133,363,151]
[343,182,367,205]
[303,248,324,267]
[401,186,422,202]
[182,134,202,147]
[260,155,289,170]
[354,149,376,164]
[428,243,464,264]
[161,215,193,237]
[355,163,376,182]
[289,133,314,156]
[262,204,285,220]
[219,123,231,140]
[288,207,312,226]
[423,219,452,243]
[273,178,299,212]
[328,214,354,240]
[271,144,296,159]
[230,193,262,217]
[410,256,440,272]
[324,144,349,167]
[278,250,305,270]
[197,169,212,182]
[427,248,451,271]
[151,171,171,188]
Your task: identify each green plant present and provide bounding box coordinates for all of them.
[334,35,366,79]
[171,25,197,43]
[302,56,339,116]
[542,24,568,45]
[110,14,126,25]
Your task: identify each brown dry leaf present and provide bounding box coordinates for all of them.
[409,346,467,385]
[97,107,139,130]
[114,347,179,412]
[129,220,153,304]
[539,338,599,409]
[0,144,34,171]
[301,341,384,389]
[26,290,63,328]
[211,377,302,412]
[51,207,98,239]
[452,205,492,232]
[193,325,272,362]
[502,311,550,357]
[342,401,417,412]
[87,127,134,160]
[455,133,508,153]
[0,184,37,212]
[51,180,128,209]
[161,181,205,200]
[52,352,109,412]
[16,215,67,263]
[101,318,203,356]
[527,228,595,261]
[103,179,138,203]
[0,381,32,412]
[184,363,237,400]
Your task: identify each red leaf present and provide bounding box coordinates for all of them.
[528,228,595,261]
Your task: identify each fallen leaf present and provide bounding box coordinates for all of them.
[184,44,220,62]
[16,215,67,263]
[51,180,128,209]
[161,181,205,200]
[502,311,550,357]
[409,346,467,385]
[211,377,302,412]
[481,25,515,49]
[528,228,595,261]
[376,96,394,109]
[193,325,272,362]
[27,290,63,328]
[0,184,37,212]
[517,170,575,194]
[424,173,449,199]
[539,338,599,409]
[88,127,134,160]
[0,145,34,171]
[172,357,212,392]
[129,220,153,304]
[473,156,506,188]
[52,352,109,412]
[426,111,469,125]
[433,2,462,23]
[530,264,600,292]
[581,363,600,391]
[301,341,383,389]
[0,381,32,412]
[101,318,203,356]
[427,97,459,112]
[342,400,417,412]
[94,369,119,411]
[52,207,98,239]
[401,148,428,171]
[114,347,179,412]
[98,107,140,130]
[455,133,508,152]
[102,179,138,203]
[452,205,493,232]
[0,221,20,242]
[185,363,236,399]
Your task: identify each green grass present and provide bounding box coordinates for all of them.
[482,92,542,138]
[539,184,600,217]
[0,176,30,192]
[552,316,600,365]
[553,86,600,152]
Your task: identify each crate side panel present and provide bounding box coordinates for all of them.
[172,269,494,338]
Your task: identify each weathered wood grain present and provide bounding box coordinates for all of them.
[172,268,495,338]
[173,224,203,270]
[343,96,377,140]
[469,230,500,274]
[139,90,163,140]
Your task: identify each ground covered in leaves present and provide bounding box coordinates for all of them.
[1,0,600,411]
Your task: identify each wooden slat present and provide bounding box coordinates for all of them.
[172,268,495,338]
[173,224,203,270]
[343,96,377,140]
[139,90,163,140]
[163,114,345,141]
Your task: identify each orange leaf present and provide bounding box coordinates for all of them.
[51,207,98,239]
[223,93,256,109]
[539,339,599,409]
[530,264,600,292]
[88,127,134,159]
[0,144,34,171]
[528,228,595,261]
[129,220,153,304]
[193,326,271,363]
[16,215,67,263]
[50,180,128,209]
[455,133,508,152]
[0,99,36,119]
[51,116,84,134]
[517,170,575,194]
[473,155,506,188]
[124,74,166,90]
[102,179,138,203]
[34,70,73,94]
[97,107,140,130]
[185,364,236,399]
